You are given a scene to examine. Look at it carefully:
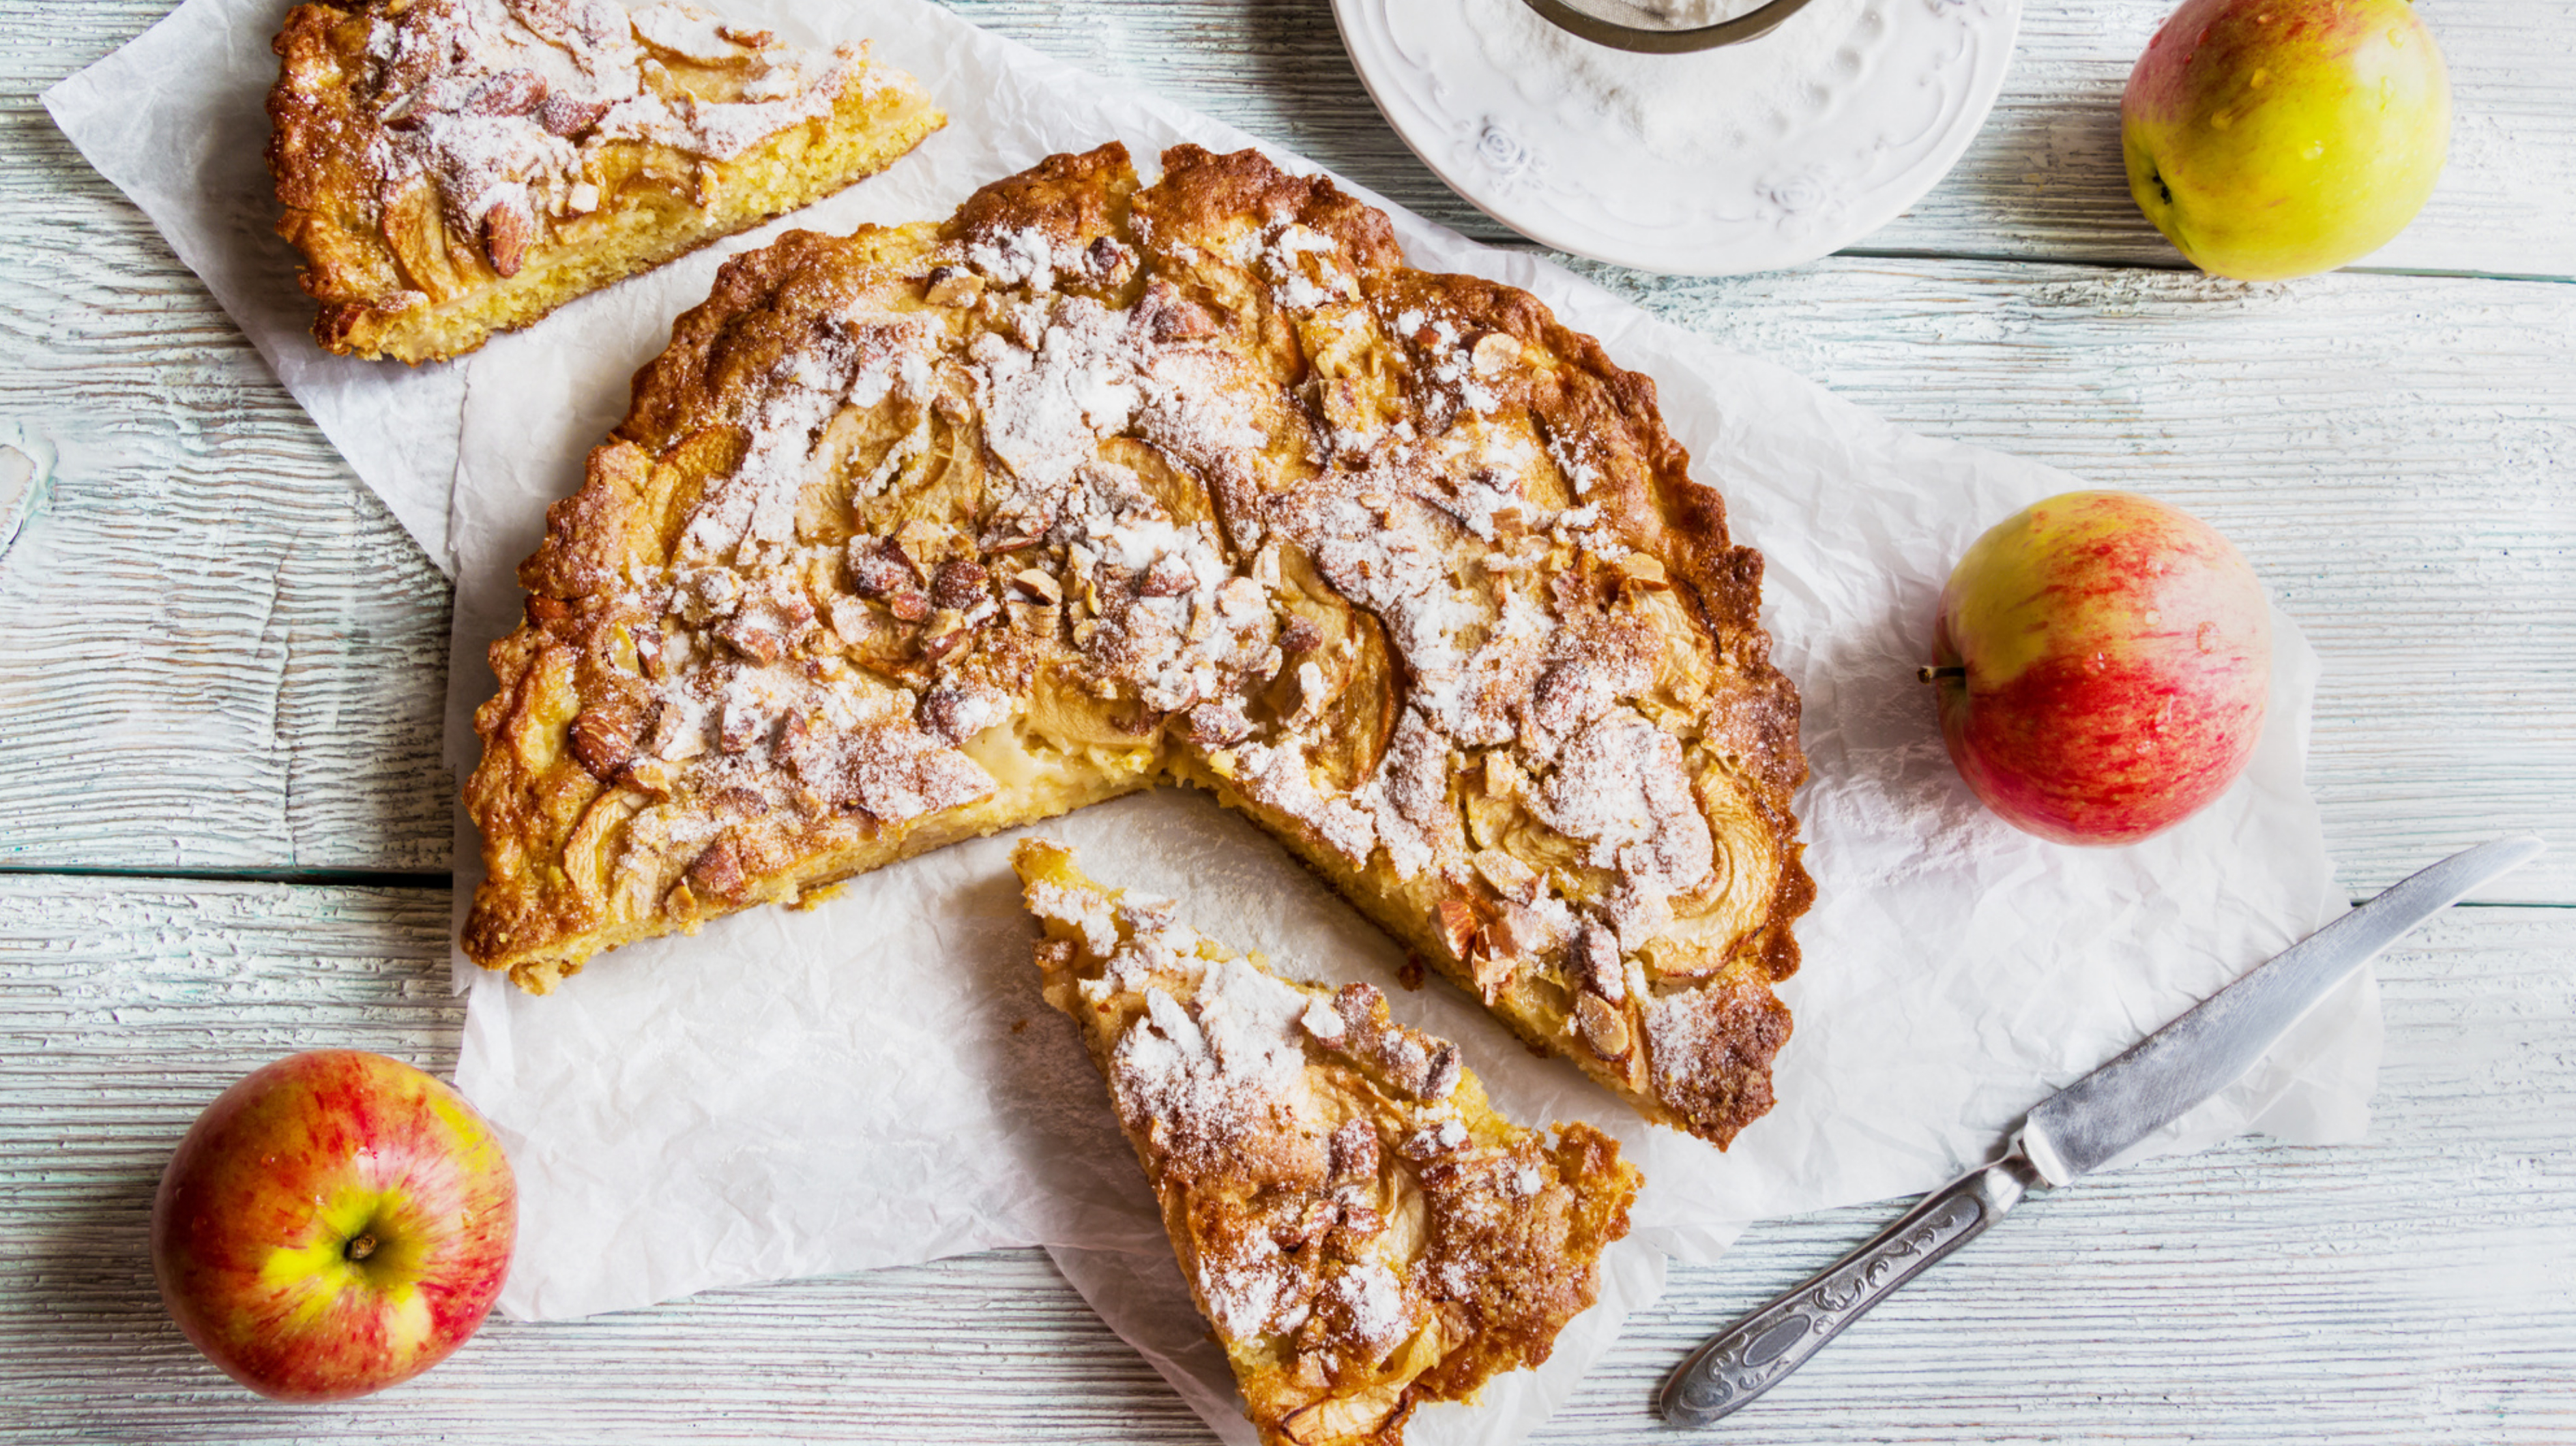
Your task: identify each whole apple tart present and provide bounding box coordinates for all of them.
[463,141,1813,1147]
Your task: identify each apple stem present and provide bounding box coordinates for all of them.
[1918,665,1966,683]
[345,1233,378,1263]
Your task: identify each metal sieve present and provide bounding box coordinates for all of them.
[1517,0,1821,53]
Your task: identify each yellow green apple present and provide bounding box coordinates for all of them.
[1927,491,2272,846]
[150,1050,516,1400]
[2122,0,2450,280]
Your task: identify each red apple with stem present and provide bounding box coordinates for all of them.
[1925,490,2271,845]
[151,1050,516,1400]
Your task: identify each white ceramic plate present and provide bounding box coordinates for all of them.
[1331,0,2022,274]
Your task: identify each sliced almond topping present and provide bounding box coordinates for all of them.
[845,536,909,597]
[1217,574,1267,619]
[621,756,673,796]
[1180,701,1253,747]
[1577,992,1631,1060]
[1486,900,1568,960]
[1469,328,1520,379]
[1010,567,1062,605]
[1472,848,1538,899]
[918,608,970,661]
[569,701,641,779]
[1578,924,1624,1003]
[1139,555,1195,597]
[1326,1117,1377,1180]
[460,68,547,119]
[931,558,989,611]
[1435,898,1479,962]
[482,205,530,278]
[978,516,1044,552]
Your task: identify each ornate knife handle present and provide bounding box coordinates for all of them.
[1659,1151,2046,1428]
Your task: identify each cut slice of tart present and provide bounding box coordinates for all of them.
[267,0,943,362]
[1014,839,1639,1446]
[463,140,1812,1147]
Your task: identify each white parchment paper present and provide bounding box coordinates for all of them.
[51,3,2375,1441]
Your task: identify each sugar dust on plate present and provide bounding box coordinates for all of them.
[1465,0,1881,164]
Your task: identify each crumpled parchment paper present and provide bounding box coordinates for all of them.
[50,4,2373,1441]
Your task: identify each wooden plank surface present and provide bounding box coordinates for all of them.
[3,876,2569,1441]
[0,1,452,874]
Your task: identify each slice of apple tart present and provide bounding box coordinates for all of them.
[267,0,943,362]
[1015,839,1639,1446]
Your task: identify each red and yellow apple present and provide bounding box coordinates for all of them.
[151,1050,516,1401]
[1927,490,2271,846]
[2122,0,2450,280]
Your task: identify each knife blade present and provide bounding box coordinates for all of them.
[2019,833,2545,1185]
[1658,834,2546,1430]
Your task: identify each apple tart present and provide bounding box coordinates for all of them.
[463,141,1813,1147]
[1014,840,1638,1446]
[267,0,943,362]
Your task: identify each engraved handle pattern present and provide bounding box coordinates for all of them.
[1659,1153,2042,1428]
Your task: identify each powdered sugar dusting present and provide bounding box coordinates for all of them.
[1109,958,1317,1177]
[1543,710,1715,945]
[358,0,868,259]
[1197,1230,1310,1340]
[1026,879,1121,958]
[1026,855,1625,1390]
[627,1,738,62]
[966,226,1058,292]
[1049,464,1278,714]
[680,319,936,567]
[1321,1260,1408,1355]
[971,296,1137,522]
[1642,978,1768,1112]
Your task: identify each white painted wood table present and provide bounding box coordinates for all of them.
[3,1,2571,1440]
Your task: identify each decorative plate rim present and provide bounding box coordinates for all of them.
[1330,0,2024,276]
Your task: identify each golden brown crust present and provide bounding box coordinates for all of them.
[1015,840,1639,1446]
[948,141,1143,268]
[462,141,1812,1146]
[265,0,944,364]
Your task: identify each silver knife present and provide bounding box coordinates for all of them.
[1658,834,2546,1429]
